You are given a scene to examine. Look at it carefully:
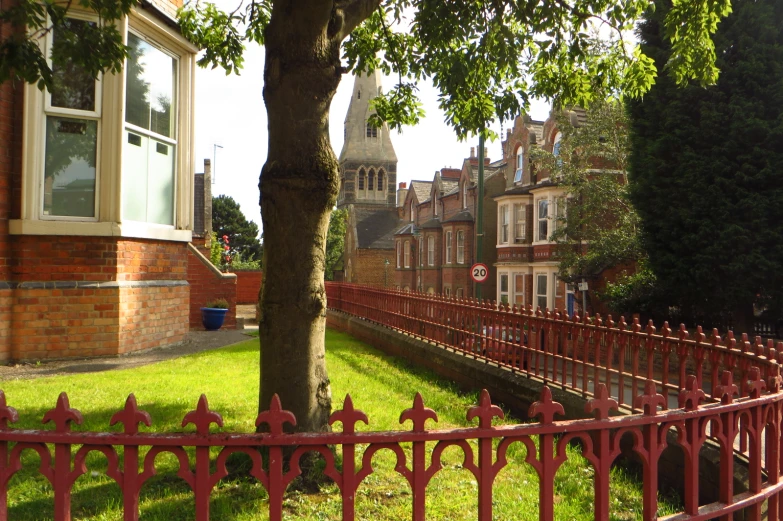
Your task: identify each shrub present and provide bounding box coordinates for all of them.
[205,298,229,309]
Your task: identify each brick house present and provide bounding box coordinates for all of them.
[338,70,400,285]
[0,0,203,361]
[495,109,618,316]
[393,149,506,298]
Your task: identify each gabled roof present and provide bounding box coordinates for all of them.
[443,209,474,223]
[441,179,459,195]
[419,218,442,230]
[410,181,432,203]
[528,119,545,145]
[352,206,401,249]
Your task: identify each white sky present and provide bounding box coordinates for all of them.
[194,41,551,232]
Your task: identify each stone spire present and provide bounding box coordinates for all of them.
[337,70,398,209]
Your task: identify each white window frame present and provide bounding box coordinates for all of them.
[445,230,452,264]
[536,273,548,310]
[396,241,401,268]
[499,205,509,244]
[514,203,526,243]
[462,182,467,209]
[427,236,435,266]
[404,240,410,268]
[514,146,524,183]
[499,273,509,303]
[456,230,465,264]
[16,9,197,241]
[537,198,549,242]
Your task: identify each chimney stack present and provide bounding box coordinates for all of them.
[470,147,475,158]
[396,182,409,207]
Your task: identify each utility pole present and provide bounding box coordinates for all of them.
[475,134,485,302]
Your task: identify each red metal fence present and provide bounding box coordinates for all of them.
[2,283,783,521]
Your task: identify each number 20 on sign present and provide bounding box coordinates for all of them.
[471,263,489,283]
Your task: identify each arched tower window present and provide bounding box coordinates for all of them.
[366,121,378,138]
[368,168,375,191]
[377,169,384,191]
[358,168,365,191]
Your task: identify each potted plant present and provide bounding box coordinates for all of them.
[201,298,229,330]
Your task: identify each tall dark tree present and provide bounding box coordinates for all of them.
[627,0,783,332]
[4,0,732,434]
[325,208,347,281]
[212,195,263,262]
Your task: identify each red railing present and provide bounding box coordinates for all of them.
[3,283,783,521]
[325,283,783,410]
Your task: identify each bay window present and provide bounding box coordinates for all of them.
[17,9,197,239]
[445,231,452,264]
[536,273,548,310]
[537,199,549,241]
[428,236,435,266]
[499,205,509,244]
[499,274,509,303]
[514,204,526,243]
[404,240,410,268]
[456,231,465,264]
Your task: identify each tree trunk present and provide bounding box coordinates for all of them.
[257,2,344,433]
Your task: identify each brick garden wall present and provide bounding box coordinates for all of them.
[347,248,394,287]
[187,244,237,329]
[235,271,262,304]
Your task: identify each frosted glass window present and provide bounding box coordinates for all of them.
[44,117,97,217]
[123,32,177,225]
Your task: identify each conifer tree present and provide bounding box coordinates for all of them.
[627,0,783,332]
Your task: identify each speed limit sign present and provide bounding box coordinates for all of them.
[471,263,489,283]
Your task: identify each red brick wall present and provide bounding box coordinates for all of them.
[187,245,237,329]
[118,284,189,354]
[235,270,262,304]
[348,249,393,287]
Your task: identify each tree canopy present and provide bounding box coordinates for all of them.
[212,195,263,262]
[1,0,736,435]
[627,0,783,332]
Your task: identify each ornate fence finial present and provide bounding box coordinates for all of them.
[716,371,738,405]
[586,383,618,420]
[182,395,224,435]
[646,319,656,336]
[618,316,627,331]
[110,394,151,434]
[746,367,767,398]
[606,315,614,329]
[329,394,368,434]
[400,393,438,432]
[528,386,564,424]
[256,394,296,435]
[42,392,83,433]
[678,375,706,411]
[661,321,671,338]
[635,380,665,416]
[678,323,689,341]
[467,389,504,428]
[0,391,18,430]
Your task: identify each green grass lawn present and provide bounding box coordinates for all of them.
[1,330,678,520]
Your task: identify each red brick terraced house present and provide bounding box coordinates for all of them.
[494,110,595,316]
[394,149,506,298]
[0,0,202,361]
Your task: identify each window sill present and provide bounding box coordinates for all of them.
[9,219,193,242]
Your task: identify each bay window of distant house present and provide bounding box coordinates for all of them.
[427,236,435,266]
[537,199,549,241]
[456,231,465,264]
[536,273,548,310]
[499,205,509,244]
[514,146,524,183]
[123,32,177,225]
[514,204,526,243]
[396,242,401,268]
[433,194,438,216]
[404,240,410,268]
[462,183,467,209]
[43,17,100,219]
[445,231,452,264]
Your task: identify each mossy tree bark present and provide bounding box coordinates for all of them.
[258,0,379,433]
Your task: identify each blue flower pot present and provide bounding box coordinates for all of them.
[201,307,228,330]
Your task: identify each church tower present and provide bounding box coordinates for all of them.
[337,70,398,209]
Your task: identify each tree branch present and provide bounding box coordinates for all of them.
[336,0,382,40]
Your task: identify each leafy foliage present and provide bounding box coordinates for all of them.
[533,99,644,283]
[212,195,263,262]
[325,208,347,281]
[627,0,783,329]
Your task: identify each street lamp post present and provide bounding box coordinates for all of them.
[384,258,390,287]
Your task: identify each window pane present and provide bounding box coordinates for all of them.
[537,274,547,295]
[126,33,176,138]
[44,116,97,217]
[147,139,175,225]
[122,130,149,221]
[50,19,96,112]
[500,274,508,292]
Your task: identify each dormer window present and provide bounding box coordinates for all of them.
[366,122,378,138]
[514,146,524,183]
[433,194,438,216]
[553,132,562,159]
[411,203,416,222]
[462,183,467,209]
